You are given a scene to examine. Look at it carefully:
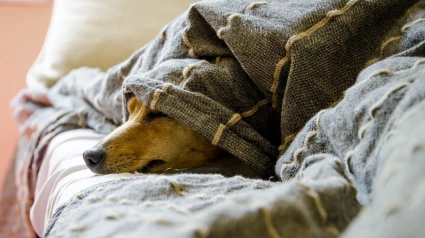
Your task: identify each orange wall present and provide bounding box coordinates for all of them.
[0,2,52,192]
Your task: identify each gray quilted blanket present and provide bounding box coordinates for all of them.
[7,0,425,237]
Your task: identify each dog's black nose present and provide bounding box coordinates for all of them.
[83,149,106,166]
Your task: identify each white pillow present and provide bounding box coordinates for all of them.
[27,0,196,89]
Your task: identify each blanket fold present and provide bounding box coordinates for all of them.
[3,0,425,237]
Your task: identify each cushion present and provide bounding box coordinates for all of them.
[27,0,196,89]
[30,129,138,236]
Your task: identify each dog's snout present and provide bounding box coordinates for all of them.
[83,149,106,166]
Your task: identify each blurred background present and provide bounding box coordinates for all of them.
[0,1,52,193]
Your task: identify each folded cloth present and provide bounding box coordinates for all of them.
[44,0,425,178]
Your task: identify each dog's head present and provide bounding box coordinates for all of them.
[83,97,223,174]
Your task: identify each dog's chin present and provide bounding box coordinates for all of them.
[84,160,125,175]
[85,159,168,175]
[87,166,137,175]
[86,165,113,175]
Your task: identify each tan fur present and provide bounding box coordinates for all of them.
[89,97,223,174]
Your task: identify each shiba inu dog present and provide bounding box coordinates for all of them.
[83,97,257,177]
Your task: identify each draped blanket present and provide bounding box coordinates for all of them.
[2,0,425,237]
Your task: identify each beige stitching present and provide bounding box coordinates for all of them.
[296,181,328,223]
[366,59,379,67]
[192,194,208,200]
[218,1,269,39]
[367,18,425,66]
[243,1,268,14]
[105,214,120,220]
[217,14,242,39]
[212,124,226,145]
[366,69,394,79]
[150,84,172,110]
[211,98,270,145]
[156,218,172,226]
[150,89,162,110]
[258,181,269,188]
[280,110,327,179]
[278,133,297,151]
[236,175,247,181]
[215,56,221,65]
[366,36,402,66]
[271,56,289,107]
[412,59,425,69]
[119,199,132,205]
[367,37,400,65]
[260,207,281,238]
[167,203,190,215]
[107,195,119,203]
[241,99,270,117]
[70,227,85,232]
[348,57,422,96]
[163,83,173,93]
[344,82,409,162]
[357,82,408,140]
[302,176,354,190]
[183,27,196,58]
[345,68,393,94]
[212,114,242,145]
[357,120,372,140]
[76,193,85,200]
[179,60,209,87]
[271,0,362,108]
[369,83,409,118]
[401,18,425,31]
[326,226,341,237]
[167,179,186,196]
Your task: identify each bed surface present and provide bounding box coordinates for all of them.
[31,129,141,236]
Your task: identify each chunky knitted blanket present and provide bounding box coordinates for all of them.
[2,0,425,237]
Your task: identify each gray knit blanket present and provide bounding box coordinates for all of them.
[7,0,425,237]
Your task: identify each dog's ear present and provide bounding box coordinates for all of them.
[127,97,140,114]
[127,97,151,121]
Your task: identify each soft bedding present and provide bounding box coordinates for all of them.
[3,0,425,237]
[40,58,425,238]
[30,129,112,235]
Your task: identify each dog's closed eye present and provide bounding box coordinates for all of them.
[137,159,166,173]
[145,112,167,122]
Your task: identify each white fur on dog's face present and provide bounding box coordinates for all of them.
[83,97,223,174]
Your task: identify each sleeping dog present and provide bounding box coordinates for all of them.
[83,97,257,177]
